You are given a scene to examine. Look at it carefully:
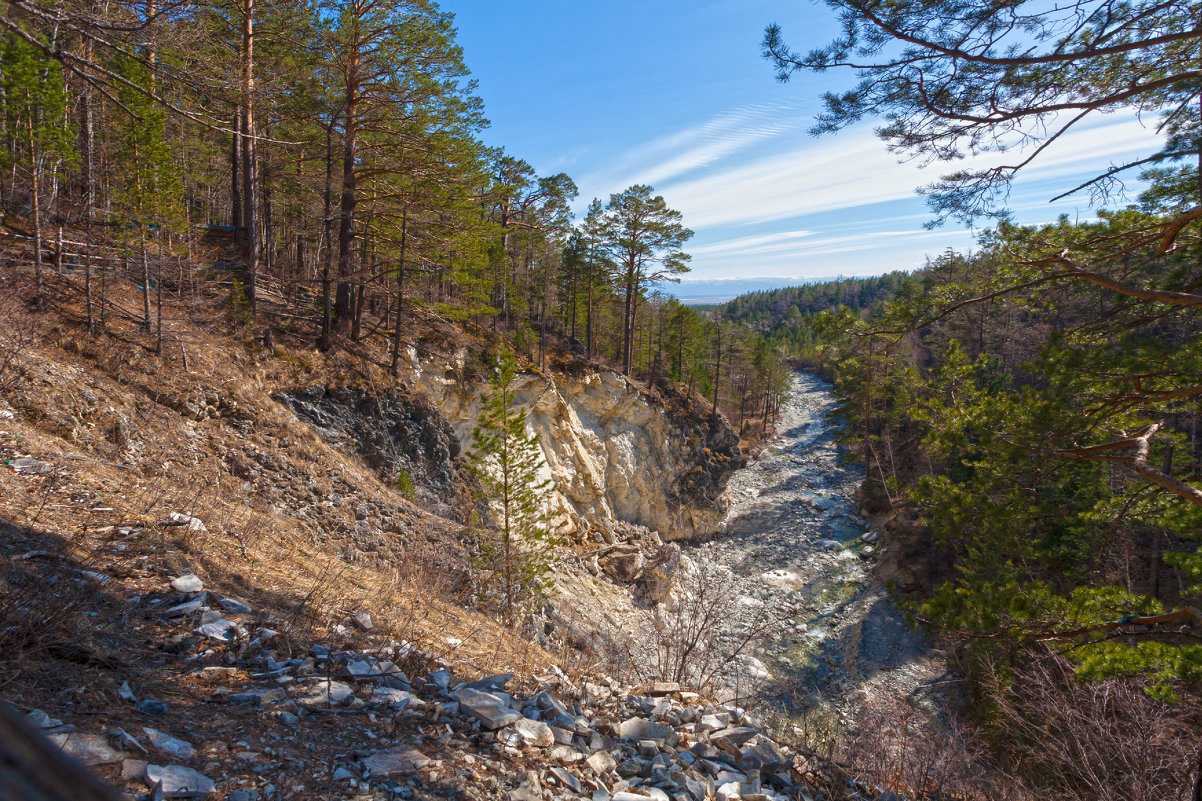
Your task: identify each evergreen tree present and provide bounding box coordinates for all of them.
[467,349,560,622]
[601,185,692,376]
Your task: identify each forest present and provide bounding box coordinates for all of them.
[2,0,1201,796]
[754,0,1202,796]
[754,208,1202,799]
[0,0,791,442]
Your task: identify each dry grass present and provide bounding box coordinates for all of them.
[0,270,562,713]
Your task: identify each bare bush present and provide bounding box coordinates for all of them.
[639,557,786,696]
[0,291,37,396]
[841,693,1004,800]
[989,654,1199,801]
[0,525,114,682]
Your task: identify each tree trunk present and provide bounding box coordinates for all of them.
[319,118,334,349]
[26,107,43,310]
[81,37,95,335]
[140,226,151,331]
[390,211,407,376]
[334,64,359,334]
[230,107,241,228]
[240,0,258,313]
[155,230,163,354]
[621,268,634,375]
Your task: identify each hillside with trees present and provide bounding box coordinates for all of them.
[758,0,1202,796]
[718,273,911,370]
[0,0,791,443]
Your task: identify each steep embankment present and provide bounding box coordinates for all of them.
[398,348,744,542]
[270,347,743,543]
[0,301,792,801]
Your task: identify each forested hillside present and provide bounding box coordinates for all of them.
[714,207,1202,800]
[719,273,910,368]
[749,0,1202,793]
[0,0,791,443]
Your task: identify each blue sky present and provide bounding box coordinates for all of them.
[448,0,1164,290]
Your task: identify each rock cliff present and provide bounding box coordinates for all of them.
[401,348,744,542]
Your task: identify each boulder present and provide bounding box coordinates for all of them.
[618,717,674,743]
[513,717,555,748]
[585,751,616,775]
[710,727,759,751]
[361,746,429,777]
[144,764,215,798]
[602,548,646,583]
[454,688,522,729]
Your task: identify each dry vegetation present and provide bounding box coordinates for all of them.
[0,266,573,735]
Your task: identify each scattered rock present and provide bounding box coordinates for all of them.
[647,682,680,696]
[195,619,244,642]
[137,699,169,716]
[218,597,253,614]
[144,727,196,760]
[26,709,62,729]
[171,574,205,593]
[351,610,373,630]
[465,673,513,692]
[549,766,582,794]
[454,688,522,729]
[165,513,207,532]
[297,679,355,707]
[162,594,208,617]
[144,764,216,797]
[49,732,125,765]
[361,746,429,777]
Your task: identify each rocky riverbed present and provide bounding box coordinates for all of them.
[682,373,950,716]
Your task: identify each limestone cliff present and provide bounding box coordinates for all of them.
[402,348,744,542]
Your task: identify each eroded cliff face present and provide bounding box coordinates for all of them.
[402,349,743,542]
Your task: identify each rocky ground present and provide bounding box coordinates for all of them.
[17,566,896,801]
[544,374,955,726]
[681,373,953,716]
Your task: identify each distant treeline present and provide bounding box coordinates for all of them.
[718,272,912,368]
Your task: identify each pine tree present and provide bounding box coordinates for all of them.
[467,349,560,622]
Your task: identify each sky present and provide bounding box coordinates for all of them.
[446,0,1165,294]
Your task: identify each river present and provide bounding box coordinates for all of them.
[683,372,948,715]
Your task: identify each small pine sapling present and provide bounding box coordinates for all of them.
[467,348,561,623]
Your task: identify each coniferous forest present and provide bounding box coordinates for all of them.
[0,0,792,440]
[1,0,1201,797]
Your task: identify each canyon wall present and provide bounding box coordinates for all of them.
[403,348,744,542]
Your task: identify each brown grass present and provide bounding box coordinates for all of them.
[0,269,562,711]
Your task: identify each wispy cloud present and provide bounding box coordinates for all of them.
[577,105,1162,279]
[688,229,815,257]
[658,115,1158,230]
[574,102,806,203]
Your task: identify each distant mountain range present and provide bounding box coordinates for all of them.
[660,276,876,305]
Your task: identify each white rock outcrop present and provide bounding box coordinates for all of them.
[404,349,742,541]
